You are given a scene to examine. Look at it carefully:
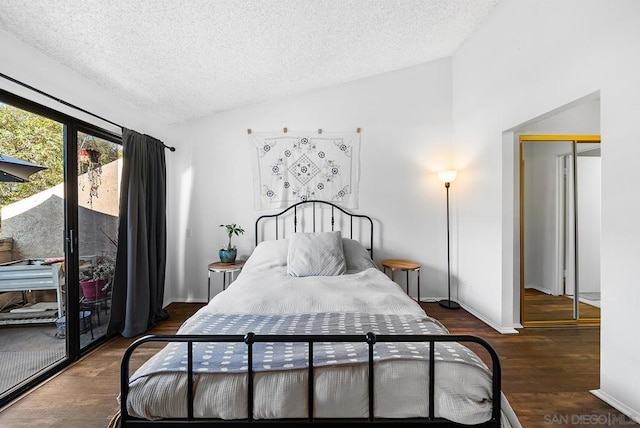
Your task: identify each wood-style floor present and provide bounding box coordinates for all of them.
[424,302,625,427]
[0,301,629,427]
[523,288,601,322]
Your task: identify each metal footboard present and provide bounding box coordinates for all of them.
[120,333,501,427]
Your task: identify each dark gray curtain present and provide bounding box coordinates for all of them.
[107,128,168,338]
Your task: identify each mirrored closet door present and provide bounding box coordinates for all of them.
[520,135,601,326]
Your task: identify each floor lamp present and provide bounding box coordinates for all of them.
[438,170,460,310]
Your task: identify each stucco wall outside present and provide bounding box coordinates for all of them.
[1,159,121,260]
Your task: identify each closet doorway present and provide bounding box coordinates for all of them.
[520,134,601,326]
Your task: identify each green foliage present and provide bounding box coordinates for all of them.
[219,223,245,250]
[0,104,123,226]
[0,103,64,209]
[79,254,115,282]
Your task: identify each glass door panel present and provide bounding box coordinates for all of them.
[77,131,122,349]
[522,140,575,322]
[574,143,601,317]
[0,102,67,399]
[521,136,601,325]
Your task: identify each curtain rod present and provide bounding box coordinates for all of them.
[0,71,176,152]
[247,127,361,134]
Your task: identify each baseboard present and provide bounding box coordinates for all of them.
[163,297,207,306]
[460,303,520,334]
[525,284,553,294]
[590,389,640,423]
[418,296,520,334]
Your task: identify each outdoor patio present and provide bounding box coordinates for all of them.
[0,304,110,397]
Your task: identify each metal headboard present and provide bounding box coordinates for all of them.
[255,200,374,259]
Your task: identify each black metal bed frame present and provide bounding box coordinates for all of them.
[120,333,501,427]
[118,200,503,427]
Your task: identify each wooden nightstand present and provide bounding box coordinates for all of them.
[382,259,421,302]
[207,260,245,301]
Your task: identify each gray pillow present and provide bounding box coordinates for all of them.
[342,238,377,272]
[287,231,347,277]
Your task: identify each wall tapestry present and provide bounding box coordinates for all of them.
[249,131,360,210]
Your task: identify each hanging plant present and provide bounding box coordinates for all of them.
[78,135,103,207]
[86,148,101,164]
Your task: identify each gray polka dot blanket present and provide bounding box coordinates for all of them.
[131,312,489,381]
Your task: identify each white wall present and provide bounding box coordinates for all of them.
[452,0,640,419]
[577,155,601,294]
[165,59,454,304]
[0,29,172,141]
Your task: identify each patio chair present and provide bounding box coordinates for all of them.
[79,280,111,326]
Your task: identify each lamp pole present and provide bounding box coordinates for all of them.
[439,173,460,310]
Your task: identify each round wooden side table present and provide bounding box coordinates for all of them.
[382,259,421,302]
[207,260,245,301]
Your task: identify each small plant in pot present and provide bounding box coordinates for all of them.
[79,255,115,301]
[219,223,245,263]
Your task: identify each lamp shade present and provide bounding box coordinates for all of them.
[438,170,457,184]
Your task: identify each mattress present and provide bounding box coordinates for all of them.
[123,237,521,427]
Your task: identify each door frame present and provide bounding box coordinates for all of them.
[0,88,121,407]
[553,153,567,297]
[519,134,601,327]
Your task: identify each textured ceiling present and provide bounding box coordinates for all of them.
[0,0,500,124]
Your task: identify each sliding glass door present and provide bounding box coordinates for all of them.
[76,130,122,350]
[0,102,67,400]
[0,90,122,406]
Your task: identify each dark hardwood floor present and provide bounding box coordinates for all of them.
[0,301,631,427]
[523,288,601,322]
[423,302,628,427]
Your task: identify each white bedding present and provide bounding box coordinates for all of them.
[125,238,521,427]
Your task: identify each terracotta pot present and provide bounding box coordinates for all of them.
[80,278,109,301]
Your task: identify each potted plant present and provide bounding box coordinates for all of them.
[219,223,245,263]
[79,255,115,301]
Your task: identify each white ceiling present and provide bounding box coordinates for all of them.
[0,0,500,125]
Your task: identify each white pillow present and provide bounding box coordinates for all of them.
[243,239,289,272]
[342,238,377,272]
[287,231,347,277]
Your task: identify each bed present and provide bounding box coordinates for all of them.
[117,200,521,427]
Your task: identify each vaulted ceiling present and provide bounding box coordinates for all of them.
[0,0,501,124]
